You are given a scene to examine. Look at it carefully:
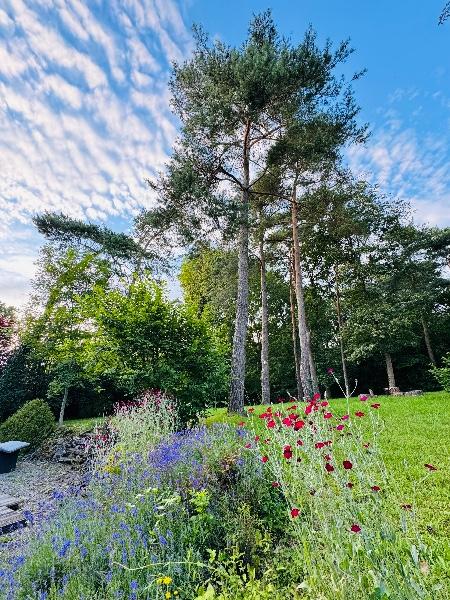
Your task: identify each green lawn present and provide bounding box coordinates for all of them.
[205,391,450,557]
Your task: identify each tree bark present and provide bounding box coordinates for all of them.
[289,253,303,401]
[228,123,251,414]
[307,328,320,395]
[259,234,270,404]
[59,385,69,427]
[291,187,314,399]
[385,353,396,389]
[421,317,436,366]
[335,266,350,397]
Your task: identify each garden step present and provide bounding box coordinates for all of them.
[0,493,26,533]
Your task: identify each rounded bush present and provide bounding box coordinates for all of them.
[0,399,56,450]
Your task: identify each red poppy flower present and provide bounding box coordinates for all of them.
[323,412,333,419]
[325,462,334,472]
[259,413,269,419]
[274,411,282,417]
[261,455,268,463]
[424,463,437,471]
[282,417,293,426]
[296,439,303,446]
[341,414,349,421]
[343,460,353,470]
[315,442,325,449]
[371,485,381,492]
[350,524,361,533]
[254,435,260,442]
[346,482,354,489]
[312,392,321,402]
[336,424,344,431]
[246,407,254,413]
[288,405,297,411]
[290,508,300,518]
[271,481,280,488]
[321,401,329,407]
[371,403,380,409]
[267,419,276,429]
[324,440,332,446]
[294,419,305,430]
[355,411,365,417]
[401,504,412,510]
[288,412,298,421]
[324,454,331,461]
[359,394,368,402]
[244,443,251,448]
[305,404,313,415]
[238,421,245,427]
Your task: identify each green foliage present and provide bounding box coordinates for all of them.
[432,353,450,391]
[82,278,229,424]
[0,344,50,421]
[0,398,55,448]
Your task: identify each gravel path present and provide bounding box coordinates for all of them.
[0,458,84,556]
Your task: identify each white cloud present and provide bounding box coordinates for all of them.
[0,0,191,307]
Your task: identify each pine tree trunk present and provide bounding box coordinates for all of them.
[228,124,251,414]
[385,353,396,389]
[421,317,436,366]
[59,385,69,427]
[259,236,270,404]
[335,266,350,397]
[291,188,314,399]
[307,328,320,395]
[289,255,303,401]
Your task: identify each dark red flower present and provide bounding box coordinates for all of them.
[350,523,361,533]
[259,412,269,419]
[282,417,293,426]
[343,460,353,470]
[355,411,365,417]
[363,442,370,448]
[324,440,332,446]
[315,442,325,449]
[247,407,255,413]
[346,482,354,489]
[274,411,282,417]
[272,481,280,487]
[424,463,437,471]
[321,401,329,407]
[324,454,332,461]
[288,412,298,421]
[290,508,300,518]
[296,439,303,446]
[336,424,344,431]
[263,438,271,444]
[323,412,333,419]
[341,414,349,421]
[359,394,368,402]
[283,445,293,460]
[327,367,334,374]
[312,392,321,402]
[244,443,251,448]
[294,419,305,431]
[267,419,276,429]
[238,421,245,427]
[254,435,260,442]
[305,404,313,415]
[401,504,412,510]
[371,403,380,409]
[287,405,297,411]
[371,485,381,492]
[261,455,268,463]
[325,462,334,472]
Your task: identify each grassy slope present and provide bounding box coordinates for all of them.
[205,391,450,555]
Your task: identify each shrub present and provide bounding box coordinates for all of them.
[0,398,55,449]
[432,353,450,392]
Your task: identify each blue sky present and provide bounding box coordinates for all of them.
[0,0,449,307]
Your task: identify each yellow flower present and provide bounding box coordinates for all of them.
[165,593,171,599]
[163,576,172,585]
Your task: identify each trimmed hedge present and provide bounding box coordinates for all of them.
[0,399,56,450]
